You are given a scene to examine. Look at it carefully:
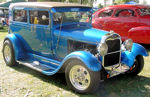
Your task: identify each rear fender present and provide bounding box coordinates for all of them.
[121,43,148,67]
[128,26,150,44]
[61,51,102,72]
[4,34,25,60]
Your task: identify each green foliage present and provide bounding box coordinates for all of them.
[38,0,65,1]
[98,3,103,8]
[37,0,78,2]
[0,0,6,2]
[37,0,91,5]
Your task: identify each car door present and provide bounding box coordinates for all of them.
[108,9,139,40]
[94,9,114,30]
[27,9,52,58]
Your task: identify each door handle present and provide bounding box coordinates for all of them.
[30,26,33,32]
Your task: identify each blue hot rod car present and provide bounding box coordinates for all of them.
[2,2,148,93]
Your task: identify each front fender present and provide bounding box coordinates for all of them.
[4,34,25,60]
[61,51,102,72]
[121,43,148,67]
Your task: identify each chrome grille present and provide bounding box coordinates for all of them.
[103,34,121,67]
[104,52,120,67]
[106,39,120,53]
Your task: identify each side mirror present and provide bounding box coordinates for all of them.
[42,15,47,20]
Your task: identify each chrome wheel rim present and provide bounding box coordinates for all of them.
[69,65,91,91]
[4,45,11,63]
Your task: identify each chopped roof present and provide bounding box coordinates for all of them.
[108,4,149,9]
[10,2,90,9]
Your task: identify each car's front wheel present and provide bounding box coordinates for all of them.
[65,59,101,93]
[126,55,144,76]
[2,40,16,66]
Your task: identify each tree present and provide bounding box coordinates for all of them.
[79,0,83,4]
[88,0,94,7]
[0,0,6,2]
[114,0,133,4]
[37,0,94,6]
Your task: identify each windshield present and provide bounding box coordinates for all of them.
[53,11,92,25]
[138,8,150,16]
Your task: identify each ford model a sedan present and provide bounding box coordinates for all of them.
[92,4,150,44]
[3,2,148,93]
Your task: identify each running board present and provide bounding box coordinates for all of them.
[17,60,56,73]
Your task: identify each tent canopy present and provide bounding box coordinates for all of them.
[0,0,26,8]
[125,1,137,4]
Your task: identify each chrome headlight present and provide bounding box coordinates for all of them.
[97,43,108,56]
[123,39,133,51]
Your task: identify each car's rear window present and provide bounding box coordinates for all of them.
[98,9,113,17]
[13,10,27,22]
[137,8,150,16]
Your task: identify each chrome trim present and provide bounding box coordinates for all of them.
[123,39,133,52]
[3,45,12,63]
[17,61,44,72]
[98,32,123,77]
[100,33,121,43]
[98,32,130,77]
[101,33,122,68]
[107,50,121,55]
[69,65,91,91]
[105,63,130,78]
[41,59,59,66]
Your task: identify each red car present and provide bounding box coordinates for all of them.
[92,4,150,44]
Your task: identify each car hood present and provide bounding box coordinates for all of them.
[54,24,108,45]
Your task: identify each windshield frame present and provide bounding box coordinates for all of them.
[51,7,92,28]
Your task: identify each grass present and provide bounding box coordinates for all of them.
[0,27,150,97]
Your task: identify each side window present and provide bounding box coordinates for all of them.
[29,10,49,25]
[115,9,135,17]
[98,9,113,17]
[13,10,27,22]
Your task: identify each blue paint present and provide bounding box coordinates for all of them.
[51,7,91,13]
[42,51,102,75]
[61,51,102,71]
[54,24,108,44]
[5,4,148,76]
[121,43,148,67]
[4,34,26,60]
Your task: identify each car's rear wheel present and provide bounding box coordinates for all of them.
[126,55,144,76]
[3,40,16,66]
[65,59,101,93]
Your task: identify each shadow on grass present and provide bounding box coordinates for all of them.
[10,64,92,96]
[10,64,150,97]
[95,74,150,97]
[0,27,8,33]
[141,44,150,52]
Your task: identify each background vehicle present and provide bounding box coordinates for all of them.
[92,4,150,44]
[0,7,8,28]
[2,2,148,93]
